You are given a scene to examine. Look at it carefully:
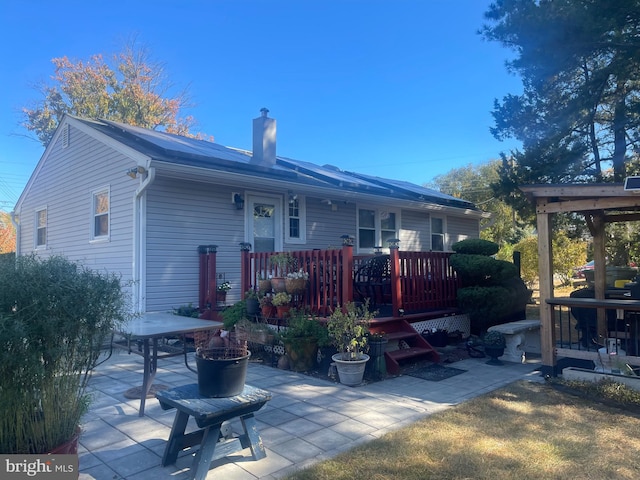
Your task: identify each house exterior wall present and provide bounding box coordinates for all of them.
[447,215,479,248]
[144,177,246,311]
[15,125,138,297]
[399,209,430,250]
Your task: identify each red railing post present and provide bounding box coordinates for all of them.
[341,239,354,306]
[197,245,208,313]
[240,242,252,295]
[389,240,402,316]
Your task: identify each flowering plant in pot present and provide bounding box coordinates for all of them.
[272,292,293,318]
[285,268,309,294]
[327,301,377,385]
[0,254,130,454]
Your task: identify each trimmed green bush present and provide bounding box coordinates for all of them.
[452,238,500,256]
[451,239,529,334]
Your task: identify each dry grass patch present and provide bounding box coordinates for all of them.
[285,381,640,480]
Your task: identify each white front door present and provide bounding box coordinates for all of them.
[247,194,283,252]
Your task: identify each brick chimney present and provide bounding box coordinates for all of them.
[251,108,276,167]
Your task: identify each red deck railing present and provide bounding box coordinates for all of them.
[236,244,459,317]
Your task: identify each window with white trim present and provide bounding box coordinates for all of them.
[431,216,445,251]
[357,207,398,253]
[92,188,110,240]
[285,195,306,244]
[35,208,47,248]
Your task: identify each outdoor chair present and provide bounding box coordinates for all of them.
[353,254,391,307]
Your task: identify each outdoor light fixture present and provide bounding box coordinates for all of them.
[233,193,245,210]
[387,238,401,249]
[126,166,146,179]
[340,234,355,246]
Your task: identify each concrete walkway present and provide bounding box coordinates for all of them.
[79,350,543,479]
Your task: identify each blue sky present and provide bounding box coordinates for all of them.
[0,0,522,211]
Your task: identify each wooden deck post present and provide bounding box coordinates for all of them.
[341,236,354,306]
[240,242,252,296]
[197,245,217,319]
[388,239,402,317]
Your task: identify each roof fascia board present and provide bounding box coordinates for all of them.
[15,116,151,213]
[69,116,151,165]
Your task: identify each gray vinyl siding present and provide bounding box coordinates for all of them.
[447,215,480,249]
[296,196,358,250]
[17,125,137,290]
[145,177,246,311]
[399,210,429,251]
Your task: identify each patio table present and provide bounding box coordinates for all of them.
[110,312,223,416]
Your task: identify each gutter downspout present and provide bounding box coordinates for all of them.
[10,211,20,256]
[132,167,155,312]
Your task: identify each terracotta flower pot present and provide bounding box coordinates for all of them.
[271,277,287,293]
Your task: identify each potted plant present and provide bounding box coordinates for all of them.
[272,291,292,318]
[216,280,232,304]
[219,300,247,330]
[269,253,295,292]
[285,268,309,295]
[277,309,329,372]
[259,294,275,318]
[366,331,388,381]
[195,329,251,397]
[327,301,376,386]
[258,275,272,294]
[244,289,260,316]
[483,330,506,365]
[0,253,130,454]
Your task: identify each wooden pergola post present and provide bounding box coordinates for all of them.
[536,206,557,376]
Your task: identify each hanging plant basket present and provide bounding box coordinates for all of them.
[258,279,272,294]
[285,278,308,295]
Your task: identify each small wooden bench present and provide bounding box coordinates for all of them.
[156,383,271,480]
[488,319,541,363]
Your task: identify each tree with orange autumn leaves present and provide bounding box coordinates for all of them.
[23,40,205,146]
[0,211,16,253]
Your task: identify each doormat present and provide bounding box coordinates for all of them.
[405,364,466,382]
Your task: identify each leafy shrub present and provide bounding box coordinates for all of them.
[452,238,500,256]
[0,254,130,453]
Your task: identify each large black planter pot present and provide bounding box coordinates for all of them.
[284,337,318,372]
[484,346,505,366]
[246,297,260,316]
[196,351,251,397]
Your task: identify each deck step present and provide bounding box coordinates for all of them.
[386,346,435,361]
[369,317,440,374]
[385,331,420,342]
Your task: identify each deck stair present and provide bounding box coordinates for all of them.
[369,318,440,374]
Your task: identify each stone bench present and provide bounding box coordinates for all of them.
[488,319,541,363]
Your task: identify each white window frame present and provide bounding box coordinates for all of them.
[34,206,47,249]
[356,206,400,254]
[431,216,446,251]
[285,195,306,244]
[91,186,110,242]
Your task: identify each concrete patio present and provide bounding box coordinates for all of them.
[79,349,544,479]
